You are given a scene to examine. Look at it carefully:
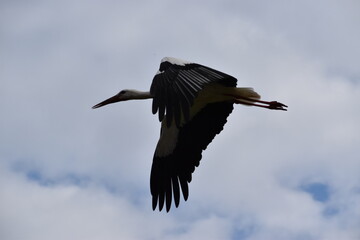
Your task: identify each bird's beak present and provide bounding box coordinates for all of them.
[92,95,120,109]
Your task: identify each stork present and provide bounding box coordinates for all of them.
[92,57,287,212]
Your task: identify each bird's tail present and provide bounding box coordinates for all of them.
[234,88,261,100]
[222,87,260,105]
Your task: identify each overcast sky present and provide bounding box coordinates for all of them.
[1,0,359,239]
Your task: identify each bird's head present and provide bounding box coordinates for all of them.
[92,89,152,109]
[92,89,134,109]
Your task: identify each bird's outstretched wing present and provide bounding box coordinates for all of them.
[150,102,234,212]
[150,57,237,127]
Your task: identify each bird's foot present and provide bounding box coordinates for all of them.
[235,98,288,111]
[267,101,288,111]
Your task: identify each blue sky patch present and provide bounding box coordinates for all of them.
[12,162,91,188]
[232,226,256,240]
[26,169,55,186]
[323,206,339,217]
[300,182,331,203]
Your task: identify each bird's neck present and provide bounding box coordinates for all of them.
[128,90,153,100]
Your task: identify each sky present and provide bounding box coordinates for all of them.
[1,0,359,239]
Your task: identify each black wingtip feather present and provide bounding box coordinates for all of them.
[172,176,180,207]
[179,177,189,201]
[152,196,157,210]
[165,179,172,212]
[158,191,165,211]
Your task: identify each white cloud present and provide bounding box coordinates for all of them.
[0,163,182,240]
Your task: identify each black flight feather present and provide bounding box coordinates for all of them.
[150,102,234,212]
[150,60,237,127]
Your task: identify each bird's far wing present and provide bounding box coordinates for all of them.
[150,101,234,212]
[150,57,237,127]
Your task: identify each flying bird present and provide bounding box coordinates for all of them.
[92,57,287,212]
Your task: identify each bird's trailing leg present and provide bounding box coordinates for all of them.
[235,97,288,111]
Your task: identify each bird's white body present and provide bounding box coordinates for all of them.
[189,84,260,118]
[156,57,191,74]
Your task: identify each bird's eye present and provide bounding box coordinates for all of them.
[119,90,126,95]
